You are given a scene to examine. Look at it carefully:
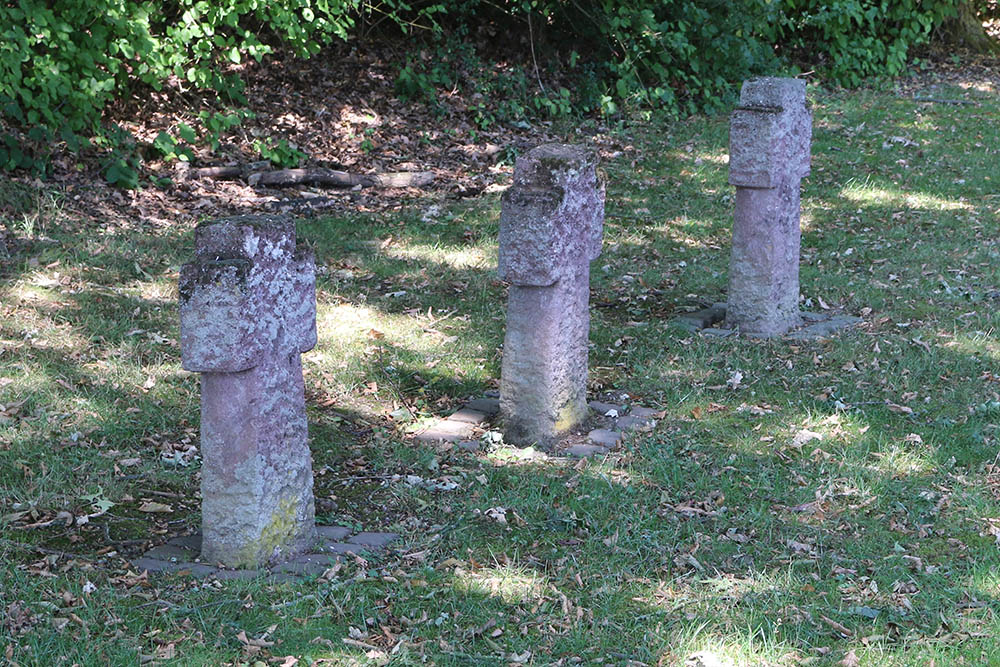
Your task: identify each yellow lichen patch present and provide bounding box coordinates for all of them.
[238,495,305,568]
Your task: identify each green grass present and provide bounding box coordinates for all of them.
[2,74,1000,665]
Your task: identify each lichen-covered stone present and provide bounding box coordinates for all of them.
[179,215,316,569]
[498,144,605,448]
[725,77,812,337]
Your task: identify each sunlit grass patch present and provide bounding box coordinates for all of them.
[3,75,1000,665]
[383,242,494,270]
[454,563,548,604]
[840,178,972,211]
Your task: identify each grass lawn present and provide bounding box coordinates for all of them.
[2,74,1000,665]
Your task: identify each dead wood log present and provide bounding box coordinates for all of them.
[190,166,243,180]
[248,168,434,189]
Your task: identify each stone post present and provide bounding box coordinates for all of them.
[498,144,605,448]
[179,215,317,568]
[725,77,812,337]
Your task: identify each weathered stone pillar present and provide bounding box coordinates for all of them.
[725,77,812,337]
[179,215,317,568]
[498,144,605,448]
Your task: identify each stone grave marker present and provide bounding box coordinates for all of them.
[179,214,317,568]
[497,144,605,447]
[726,77,812,337]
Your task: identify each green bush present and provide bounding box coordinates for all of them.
[770,0,958,87]
[393,0,962,119]
[0,1,362,136]
[0,0,970,184]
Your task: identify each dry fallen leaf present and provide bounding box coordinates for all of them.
[838,649,860,666]
[137,501,173,513]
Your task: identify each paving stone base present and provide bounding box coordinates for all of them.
[674,303,861,340]
[131,526,397,580]
[413,392,659,459]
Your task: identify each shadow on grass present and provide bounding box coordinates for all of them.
[2,81,1000,662]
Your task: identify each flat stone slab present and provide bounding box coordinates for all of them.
[628,406,659,418]
[348,532,398,548]
[674,303,727,331]
[144,544,198,562]
[166,534,202,551]
[672,304,861,341]
[588,429,622,448]
[315,541,365,555]
[565,444,609,458]
[131,558,219,577]
[414,420,476,443]
[448,408,488,424]
[213,569,263,581]
[589,401,622,417]
[617,415,656,431]
[273,553,339,576]
[315,525,352,541]
[465,397,500,416]
[701,327,736,338]
[786,314,862,340]
[457,440,482,452]
[132,526,398,581]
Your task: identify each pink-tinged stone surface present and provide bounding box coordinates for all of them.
[179,215,317,568]
[726,78,812,337]
[498,144,605,448]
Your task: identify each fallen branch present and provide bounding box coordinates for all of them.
[190,166,242,180]
[187,164,436,190]
[249,168,434,189]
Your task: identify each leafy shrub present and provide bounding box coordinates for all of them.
[769,0,959,87]
[254,137,308,167]
[0,0,368,137]
[393,0,963,118]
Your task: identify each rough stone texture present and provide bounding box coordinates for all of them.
[628,406,660,419]
[588,429,622,448]
[179,215,317,569]
[498,144,605,449]
[726,78,811,337]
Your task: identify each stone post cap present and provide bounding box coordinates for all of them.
[498,143,605,286]
[729,78,811,188]
[180,214,316,371]
[192,214,295,262]
[738,77,807,110]
[179,258,263,372]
